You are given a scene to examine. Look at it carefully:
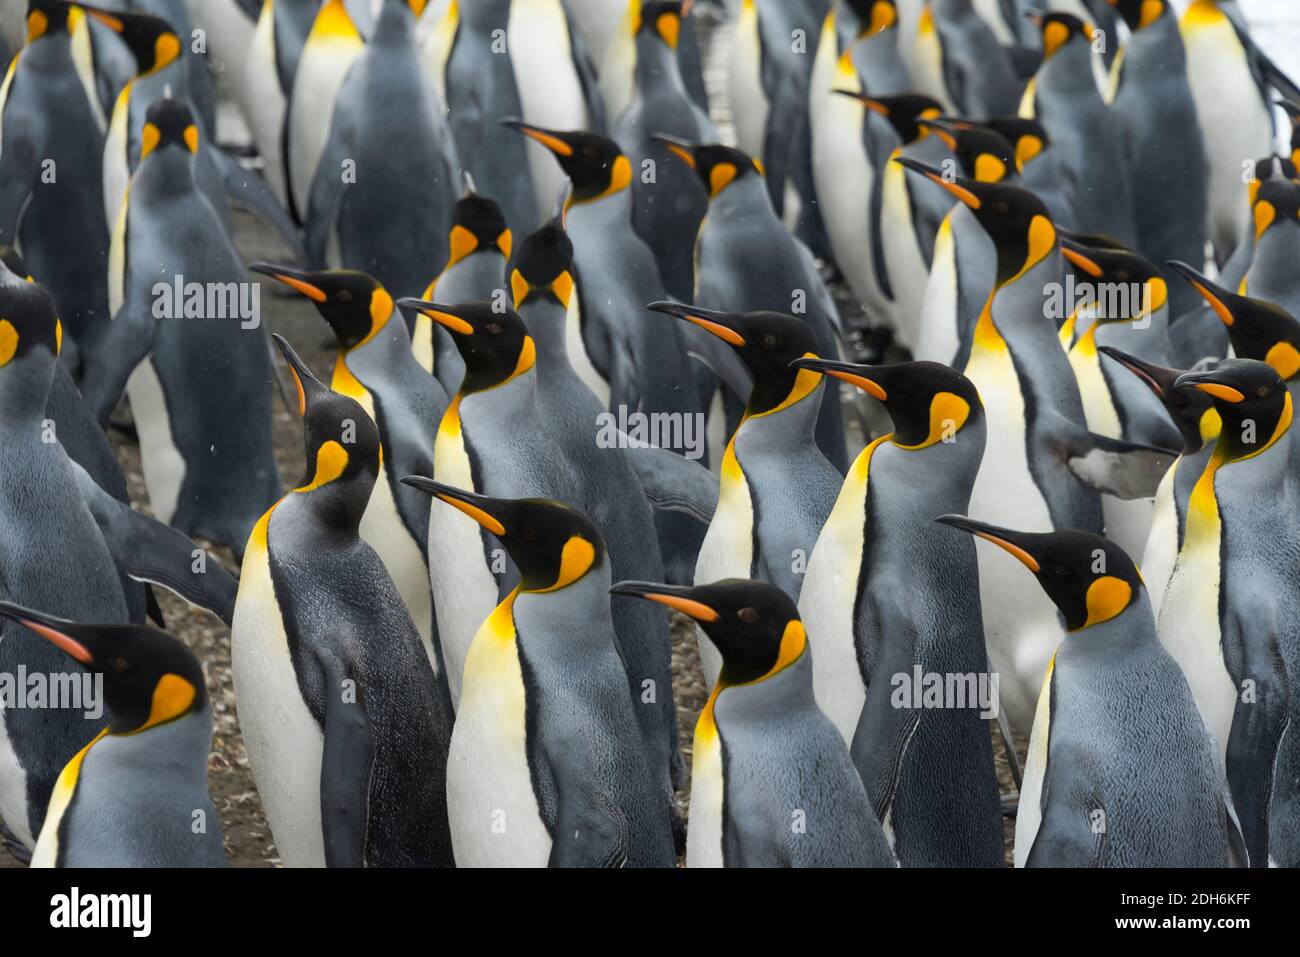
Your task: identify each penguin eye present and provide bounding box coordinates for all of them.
[486,323,503,335]
[1257,385,1271,398]
[521,527,537,542]
[759,334,779,349]
[1049,561,1070,578]
[737,607,760,624]
[336,290,353,304]
[110,656,130,672]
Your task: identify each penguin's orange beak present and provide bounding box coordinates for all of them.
[1166,260,1236,328]
[935,516,1042,573]
[0,601,94,665]
[646,301,746,347]
[250,263,327,303]
[893,157,983,210]
[401,478,507,536]
[609,581,721,622]
[394,299,474,336]
[789,357,886,401]
[501,120,575,158]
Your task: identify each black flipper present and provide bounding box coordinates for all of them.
[318,651,373,868]
[623,443,717,524]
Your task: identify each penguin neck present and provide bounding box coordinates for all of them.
[132,151,199,200]
[715,651,816,722]
[1064,589,1158,654]
[709,176,770,221]
[371,0,417,47]
[335,305,412,386]
[634,34,684,92]
[287,473,373,540]
[1123,12,1185,71]
[735,376,824,458]
[459,366,540,425]
[513,563,615,653]
[1038,42,1099,100]
[518,298,570,371]
[0,361,54,424]
[567,184,632,228]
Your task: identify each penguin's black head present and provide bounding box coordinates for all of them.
[252,264,393,351]
[511,222,575,310]
[80,5,181,76]
[834,92,944,145]
[1248,155,1299,211]
[1028,11,1094,61]
[502,121,631,207]
[790,358,983,448]
[1058,236,1166,324]
[403,481,606,592]
[655,137,764,200]
[1106,0,1167,31]
[1173,358,1292,461]
[978,117,1051,170]
[844,0,897,35]
[1252,178,1300,241]
[1098,347,1219,454]
[394,299,534,394]
[0,268,62,377]
[447,193,511,269]
[611,578,807,686]
[25,0,74,40]
[0,602,206,735]
[897,158,1056,284]
[917,119,1016,182]
[647,302,821,415]
[1168,260,1300,382]
[272,335,381,518]
[635,0,688,48]
[936,518,1143,632]
[140,97,200,160]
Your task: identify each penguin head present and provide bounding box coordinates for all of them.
[789,358,982,448]
[633,0,689,48]
[403,481,606,592]
[1027,11,1095,61]
[24,0,73,41]
[1106,0,1167,31]
[511,222,576,310]
[916,118,1017,181]
[655,137,764,200]
[1098,347,1220,454]
[272,334,381,520]
[897,158,1056,284]
[1247,154,1299,209]
[446,193,512,270]
[139,97,200,163]
[1173,359,1292,461]
[1058,235,1166,325]
[80,5,181,76]
[0,267,62,396]
[936,518,1143,632]
[832,92,944,145]
[978,117,1051,170]
[1168,261,1300,382]
[647,302,821,415]
[1251,178,1300,241]
[394,299,535,394]
[0,602,206,735]
[251,264,393,351]
[844,0,898,36]
[611,578,806,686]
[502,121,632,208]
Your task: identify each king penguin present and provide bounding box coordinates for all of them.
[0,0,110,371]
[1059,236,1181,557]
[612,577,898,868]
[500,123,705,435]
[612,0,716,301]
[1239,177,1300,317]
[0,603,228,867]
[1106,0,1207,318]
[936,517,1235,868]
[295,0,459,298]
[393,298,684,801]
[646,302,841,688]
[661,138,847,472]
[1019,11,1137,247]
[897,160,1177,736]
[250,263,449,689]
[1156,358,1298,866]
[415,186,513,390]
[80,97,281,557]
[405,483,677,867]
[1096,345,1218,614]
[792,357,1004,867]
[232,335,454,867]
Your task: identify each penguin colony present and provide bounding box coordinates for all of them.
[0,0,1296,869]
